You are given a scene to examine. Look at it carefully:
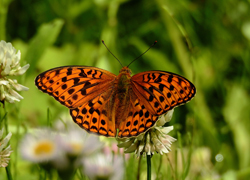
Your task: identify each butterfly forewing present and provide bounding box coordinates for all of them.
[131,71,196,116]
[35,66,116,109]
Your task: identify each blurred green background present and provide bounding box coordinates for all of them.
[1,0,250,179]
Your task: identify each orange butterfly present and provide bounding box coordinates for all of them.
[35,42,196,138]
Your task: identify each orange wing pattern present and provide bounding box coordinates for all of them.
[70,87,116,137]
[35,66,196,138]
[35,66,119,137]
[35,66,116,109]
[131,71,196,116]
[116,70,196,138]
[117,95,159,138]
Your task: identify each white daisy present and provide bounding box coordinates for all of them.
[118,109,176,157]
[59,130,103,156]
[52,116,104,171]
[20,129,60,163]
[82,152,124,180]
[54,115,103,156]
[0,128,12,167]
[0,40,29,103]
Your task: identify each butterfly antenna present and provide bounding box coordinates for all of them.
[102,40,124,68]
[127,41,157,67]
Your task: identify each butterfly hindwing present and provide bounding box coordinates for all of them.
[131,71,196,116]
[117,95,158,138]
[70,87,117,137]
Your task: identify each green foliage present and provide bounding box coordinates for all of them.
[0,0,250,179]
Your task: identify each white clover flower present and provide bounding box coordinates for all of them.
[82,152,124,180]
[0,40,29,103]
[117,109,176,157]
[20,129,61,163]
[0,128,13,167]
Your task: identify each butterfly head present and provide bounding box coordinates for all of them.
[119,66,132,76]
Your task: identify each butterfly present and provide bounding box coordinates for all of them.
[35,42,196,138]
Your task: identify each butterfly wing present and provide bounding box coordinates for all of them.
[130,71,196,116]
[70,87,117,137]
[35,66,196,138]
[35,66,116,109]
[35,66,118,137]
[117,92,159,138]
[117,70,196,138]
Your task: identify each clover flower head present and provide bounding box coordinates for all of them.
[0,40,29,103]
[0,128,13,167]
[118,109,176,157]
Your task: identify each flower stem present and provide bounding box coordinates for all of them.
[5,165,13,180]
[147,155,151,180]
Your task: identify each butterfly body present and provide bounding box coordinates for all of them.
[113,67,132,126]
[35,65,196,138]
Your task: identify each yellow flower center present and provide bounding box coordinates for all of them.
[70,143,82,154]
[34,141,55,155]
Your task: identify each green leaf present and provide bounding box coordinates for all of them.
[24,19,64,75]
